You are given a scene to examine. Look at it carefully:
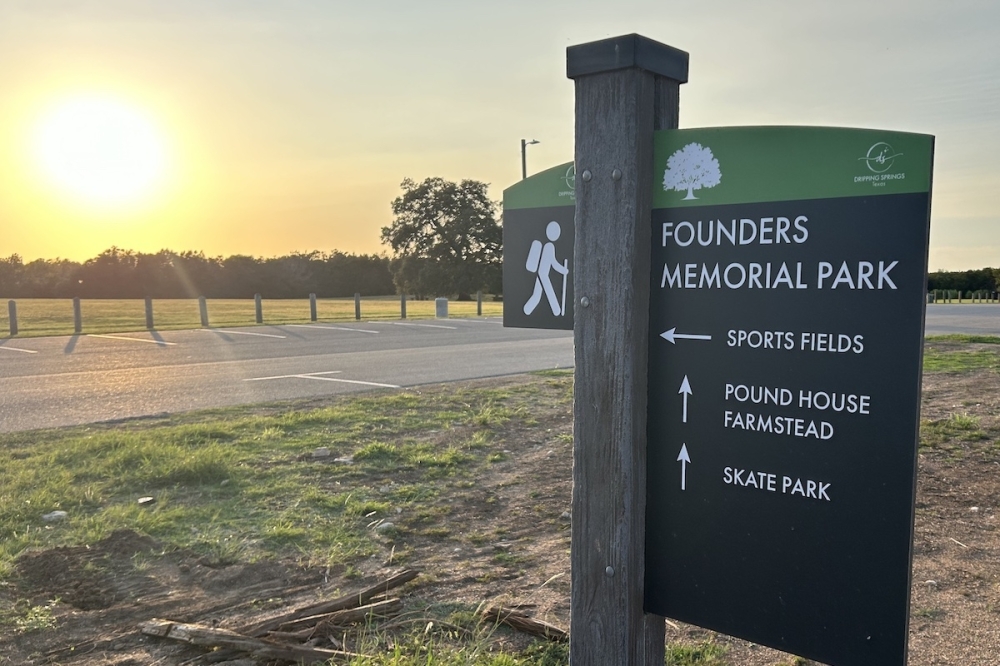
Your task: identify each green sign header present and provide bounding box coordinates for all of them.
[503,162,575,210]
[505,126,933,212]
[653,126,933,208]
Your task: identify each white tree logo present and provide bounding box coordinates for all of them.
[663,142,721,200]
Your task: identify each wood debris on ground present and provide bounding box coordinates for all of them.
[139,568,568,664]
[478,605,568,642]
[140,569,418,664]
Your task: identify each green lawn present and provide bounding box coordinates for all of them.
[0,297,503,338]
[0,373,572,663]
[923,335,1000,373]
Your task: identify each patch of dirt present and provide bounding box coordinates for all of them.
[2,368,999,664]
[3,529,327,665]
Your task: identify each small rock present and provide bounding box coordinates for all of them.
[379,486,392,493]
[559,511,572,522]
[395,507,402,514]
[494,542,513,552]
[925,580,938,588]
[137,496,156,506]
[42,510,68,522]
[312,447,332,458]
[970,506,980,513]
[375,522,396,534]
[333,456,354,464]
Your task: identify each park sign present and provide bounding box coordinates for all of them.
[645,126,934,666]
[502,162,576,330]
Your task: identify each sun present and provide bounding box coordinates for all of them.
[32,95,168,206]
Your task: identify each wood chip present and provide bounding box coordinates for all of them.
[140,618,358,664]
[479,606,568,641]
[277,598,403,633]
[239,569,418,637]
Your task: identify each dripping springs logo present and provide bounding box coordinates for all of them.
[855,141,905,186]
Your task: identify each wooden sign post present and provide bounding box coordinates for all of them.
[566,34,688,665]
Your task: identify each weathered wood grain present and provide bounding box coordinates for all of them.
[568,35,685,666]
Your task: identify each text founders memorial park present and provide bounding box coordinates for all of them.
[503,34,934,666]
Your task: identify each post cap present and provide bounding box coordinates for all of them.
[567,33,688,82]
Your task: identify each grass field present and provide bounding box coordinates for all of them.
[0,381,531,574]
[2,340,995,664]
[0,369,743,665]
[0,372,572,664]
[0,297,504,338]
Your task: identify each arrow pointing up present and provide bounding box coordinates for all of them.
[660,327,712,344]
[677,444,691,491]
[678,375,692,423]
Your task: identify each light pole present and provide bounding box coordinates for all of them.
[521,139,539,180]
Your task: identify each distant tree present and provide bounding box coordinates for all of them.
[0,254,23,295]
[220,254,266,297]
[380,177,501,298]
[663,142,721,200]
[319,251,394,297]
[18,258,80,297]
[77,247,142,298]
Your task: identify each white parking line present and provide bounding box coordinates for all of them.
[199,329,286,339]
[297,376,400,388]
[245,371,342,381]
[287,324,380,334]
[389,322,458,330]
[0,345,38,354]
[244,370,399,389]
[88,334,178,346]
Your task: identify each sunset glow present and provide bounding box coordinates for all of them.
[1,3,998,269]
[32,96,168,207]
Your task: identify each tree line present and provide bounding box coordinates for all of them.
[927,268,1000,295]
[3,250,997,301]
[1,176,505,301]
[0,249,396,299]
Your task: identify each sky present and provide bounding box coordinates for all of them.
[0,0,998,270]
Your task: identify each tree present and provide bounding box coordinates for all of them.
[663,142,721,200]
[0,254,23,296]
[380,177,501,298]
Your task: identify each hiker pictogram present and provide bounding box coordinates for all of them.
[523,221,569,317]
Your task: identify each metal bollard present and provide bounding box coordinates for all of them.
[198,297,209,327]
[255,293,263,324]
[354,293,361,321]
[400,293,407,319]
[309,293,317,321]
[73,297,82,333]
[8,300,17,336]
[145,297,154,329]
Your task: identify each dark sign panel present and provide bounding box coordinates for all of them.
[503,163,576,330]
[644,127,934,666]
